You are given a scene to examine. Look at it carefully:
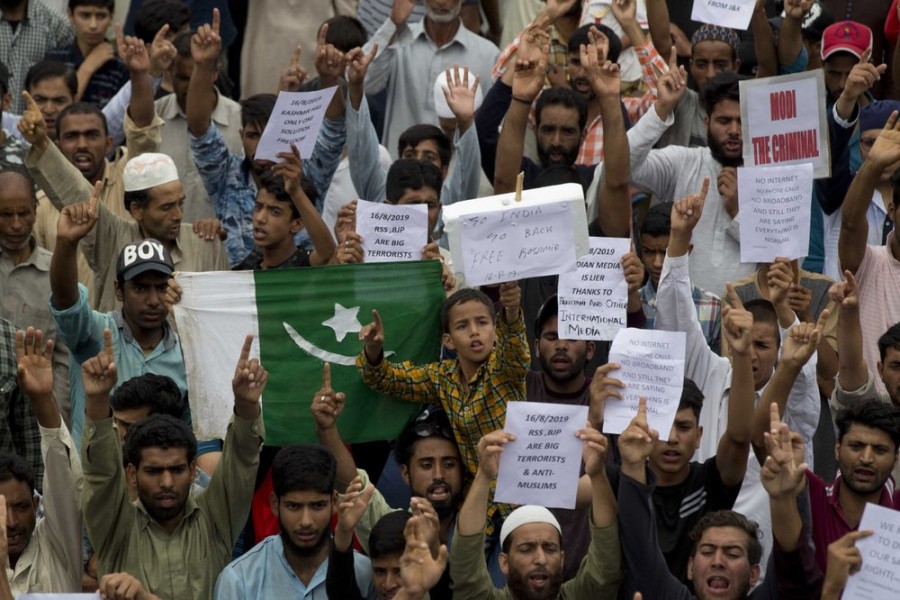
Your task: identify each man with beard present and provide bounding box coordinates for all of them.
[630,70,753,294]
[81,331,266,600]
[362,0,498,158]
[214,445,374,598]
[450,426,622,599]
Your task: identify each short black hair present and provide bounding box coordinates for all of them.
[567,23,622,65]
[0,453,35,494]
[533,165,582,188]
[172,29,192,60]
[394,405,456,468]
[440,288,495,334]
[133,0,190,45]
[109,373,185,419]
[690,510,762,566]
[322,15,368,53]
[385,159,443,204]
[58,101,108,138]
[398,125,452,168]
[25,61,77,97]
[535,87,588,132]
[369,511,411,560]
[272,445,336,497]
[240,93,277,131]
[68,0,115,11]
[700,71,742,115]
[835,400,900,451]
[677,378,704,421]
[878,322,900,363]
[124,188,151,214]
[743,298,780,351]
[257,169,319,220]
[640,202,673,237]
[124,414,197,467]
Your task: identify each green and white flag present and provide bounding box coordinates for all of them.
[173,261,445,445]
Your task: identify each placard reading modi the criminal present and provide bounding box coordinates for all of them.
[843,503,900,600]
[557,237,631,341]
[691,0,755,30]
[457,199,577,287]
[603,328,685,441]
[740,70,830,177]
[737,163,812,263]
[255,86,338,161]
[495,401,589,509]
[355,199,429,263]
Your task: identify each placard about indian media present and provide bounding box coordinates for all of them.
[737,163,812,263]
[557,237,631,341]
[740,70,830,177]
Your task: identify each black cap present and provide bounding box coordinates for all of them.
[116,239,174,281]
[534,294,559,339]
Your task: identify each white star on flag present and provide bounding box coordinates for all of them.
[322,303,362,342]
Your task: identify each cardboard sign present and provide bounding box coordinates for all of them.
[355,199,429,263]
[255,87,338,161]
[557,237,631,341]
[738,163,813,263]
[495,401,589,509]
[844,503,900,600]
[603,328,686,441]
[740,71,830,178]
[443,184,589,288]
[691,0,755,30]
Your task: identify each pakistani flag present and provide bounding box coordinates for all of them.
[173,261,445,445]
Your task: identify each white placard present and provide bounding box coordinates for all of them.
[603,328,685,441]
[691,0,755,30]
[457,200,576,286]
[740,71,830,178]
[355,199,428,263]
[442,184,590,287]
[20,595,99,599]
[737,163,812,263]
[255,87,338,161]
[495,401,589,509]
[557,237,631,341]
[844,503,900,600]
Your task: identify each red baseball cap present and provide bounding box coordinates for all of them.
[821,20,873,61]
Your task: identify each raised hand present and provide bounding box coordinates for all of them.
[655,48,687,119]
[272,143,304,197]
[588,363,624,428]
[610,0,638,28]
[621,252,645,292]
[476,430,515,480]
[717,166,738,218]
[442,64,480,126]
[81,328,117,401]
[783,0,813,19]
[578,423,609,477]
[310,363,345,430]
[670,177,710,236]
[499,281,521,324]
[16,327,55,409]
[766,258,794,310]
[335,231,364,264]
[840,49,887,106]
[359,309,385,364]
[279,45,308,92]
[399,514,450,597]
[345,45,378,88]
[163,276,182,315]
[409,496,441,554]
[722,283,753,356]
[780,309,828,369]
[58,180,102,244]
[116,23,150,73]
[822,530,874,598]
[232,334,267,416]
[337,476,376,533]
[580,28,621,99]
[787,281,812,321]
[334,199,358,239]
[866,109,900,170]
[618,397,658,468]
[315,24,345,85]
[18,91,48,146]
[190,8,222,68]
[761,403,807,498]
[149,24,177,77]
[512,27,550,102]
[828,270,859,308]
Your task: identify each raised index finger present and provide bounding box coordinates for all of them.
[697,176,710,203]
[318,23,329,48]
[239,333,253,363]
[725,282,744,310]
[22,90,39,113]
[89,180,102,212]
[153,23,170,45]
[322,362,332,390]
[103,327,113,357]
[769,401,780,432]
[859,48,872,65]
[211,7,221,34]
[290,44,302,68]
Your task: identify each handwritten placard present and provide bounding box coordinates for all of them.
[355,199,428,263]
[557,237,631,341]
[495,401,588,509]
[691,0,755,30]
[738,163,812,263]
[603,328,685,441]
[457,200,576,286]
[255,87,338,161]
[844,503,900,600]
[741,70,830,177]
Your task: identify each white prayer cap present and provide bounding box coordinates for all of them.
[123,153,180,192]
[433,68,484,119]
[499,505,562,548]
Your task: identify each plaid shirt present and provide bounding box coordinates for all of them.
[492,26,569,82]
[642,281,722,355]
[575,38,667,165]
[358,312,531,531]
[0,317,42,490]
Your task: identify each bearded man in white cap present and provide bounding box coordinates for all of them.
[449,428,622,599]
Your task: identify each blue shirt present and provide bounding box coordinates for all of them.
[50,284,187,446]
[214,535,375,599]
[190,116,347,265]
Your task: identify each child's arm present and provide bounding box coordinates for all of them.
[496,281,530,377]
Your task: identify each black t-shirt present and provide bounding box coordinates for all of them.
[232,247,312,270]
[608,457,741,584]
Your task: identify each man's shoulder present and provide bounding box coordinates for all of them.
[224,534,281,571]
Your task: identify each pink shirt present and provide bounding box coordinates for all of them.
[855,231,900,395]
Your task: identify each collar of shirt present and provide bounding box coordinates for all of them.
[273,534,330,590]
[134,493,201,532]
[112,308,177,351]
[157,91,233,127]
[409,18,471,50]
[825,475,895,527]
[0,238,50,270]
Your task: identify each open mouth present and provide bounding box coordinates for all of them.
[661,449,681,463]
[73,153,94,170]
[253,228,267,240]
[427,483,451,502]
[529,571,550,589]
[853,467,876,483]
[706,576,731,592]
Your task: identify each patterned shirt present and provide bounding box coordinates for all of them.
[190,117,346,266]
[0,317,42,489]
[45,43,130,108]
[642,280,722,355]
[0,1,74,113]
[357,312,531,530]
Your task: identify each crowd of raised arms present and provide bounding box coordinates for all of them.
[2,0,900,598]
